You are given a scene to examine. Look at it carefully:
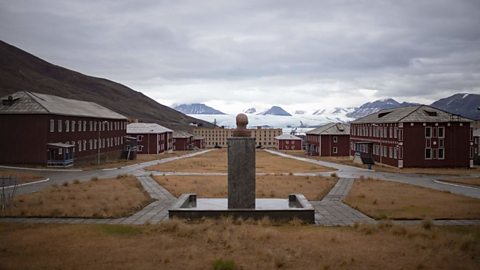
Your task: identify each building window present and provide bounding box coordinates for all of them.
[425,127,432,138]
[78,140,82,152]
[138,135,143,142]
[399,146,403,159]
[65,120,69,132]
[71,121,75,132]
[333,136,338,143]
[438,148,445,159]
[58,120,62,132]
[438,127,445,138]
[383,127,387,138]
[83,140,87,150]
[389,147,393,158]
[333,147,338,154]
[425,139,431,147]
[389,127,393,138]
[83,121,87,132]
[425,148,432,159]
[50,119,55,132]
[138,145,143,152]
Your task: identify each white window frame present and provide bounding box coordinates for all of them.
[425,126,432,138]
[333,147,338,154]
[58,119,62,132]
[425,148,432,160]
[50,119,55,132]
[65,120,69,132]
[438,148,445,159]
[71,121,75,132]
[333,136,338,143]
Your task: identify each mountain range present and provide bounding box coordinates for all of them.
[182,94,480,121]
[173,103,225,115]
[0,40,214,131]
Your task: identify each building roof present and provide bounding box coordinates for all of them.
[306,123,350,135]
[0,91,126,119]
[352,105,472,124]
[127,123,172,134]
[193,135,204,140]
[275,134,302,140]
[172,130,194,138]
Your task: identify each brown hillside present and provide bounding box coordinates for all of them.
[0,40,214,131]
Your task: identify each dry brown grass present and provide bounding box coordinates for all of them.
[344,178,480,219]
[147,149,333,173]
[440,177,480,187]
[284,152,480,176]
[78,151,194,170]
[0,220,479,270]
[2,176,152,218]
[154,175,336,200]
[0,169,44,184]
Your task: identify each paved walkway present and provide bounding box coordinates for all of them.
[312,178,376,226]
[266,149,480,199]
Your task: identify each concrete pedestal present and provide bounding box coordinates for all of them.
[227,137,256,209]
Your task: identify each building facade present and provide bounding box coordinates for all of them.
[172,130,194,150]
[192,127,282,148]
[0,91,128,166]
[275,134,302,150]
[350,105,473,168]
[127,123,173,155]
[193,136,205,149]
[306,123,350,156]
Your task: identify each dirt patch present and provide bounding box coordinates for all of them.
[0,170,44,184]
[440,177,480,187]
[0,220,478,270]
[1,176,152,218]
[147,149,334,173]
[154,175,336,201]
[344,178,480,219]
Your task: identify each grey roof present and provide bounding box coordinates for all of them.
[127,123,172,134]
[306,123,350,135]
[172,130,194,138]
[275,134,302,140]
[352,105,472,124]
[0,91,126,119]
[193,135,204,140]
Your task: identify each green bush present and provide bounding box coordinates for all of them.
[212,259,238,270]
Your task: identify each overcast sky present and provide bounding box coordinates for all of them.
[1,0,479,114]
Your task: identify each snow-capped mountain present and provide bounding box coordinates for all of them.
[258,106,292,116]
[431,93,480,120]
[244,107,257,114]
[346,98,417,119]
[173,103,225,115]
[313,107,355,116]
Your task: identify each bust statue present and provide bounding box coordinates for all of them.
[232,113,251,137]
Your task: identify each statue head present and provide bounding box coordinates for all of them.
[233,113,250,137]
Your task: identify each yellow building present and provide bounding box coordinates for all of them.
[193,127,282,148]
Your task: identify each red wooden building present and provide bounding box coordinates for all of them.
[306,123,350,156]
[0,91,128,166]
[172,130,194,151]
[127,123,173,155]
[350,105,474,168]
[193,136,205,149]
[275,134,302,150]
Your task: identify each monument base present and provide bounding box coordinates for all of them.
[169,194,315,224]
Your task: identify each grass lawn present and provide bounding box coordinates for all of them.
[0,169,44,184]
[1,176,152,218]
[344,178,480,220]
[0,220,479,270]
[77,151,194,170]
[146,149,334,173]
[440,176,480,187]
[154,175,337,201]
[282,151,480,176]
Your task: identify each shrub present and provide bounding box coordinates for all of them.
[62,182,69,187]
[212,259,238,270]
[330,172,338,178]
[73,179,80,184]
[422,219,433,230]
[90,177,99,182]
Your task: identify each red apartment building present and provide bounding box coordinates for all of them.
[275,134,302,150]
[193,136,206,149]
[172,130,194,150]
[0,91,128,166]
[306,123,350,156]
[127,123,173,155]
[350,105,474,168]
